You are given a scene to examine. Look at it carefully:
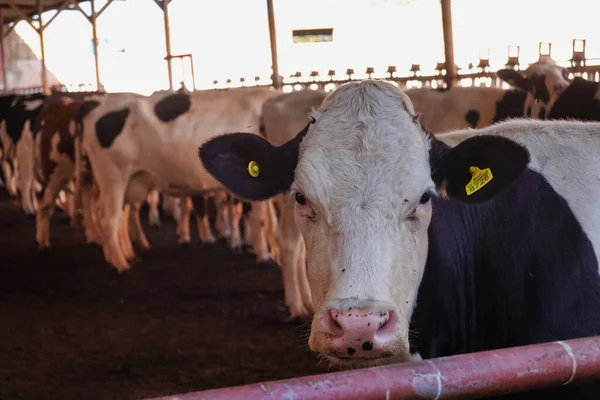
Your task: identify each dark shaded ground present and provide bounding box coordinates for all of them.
[0,189,325,400]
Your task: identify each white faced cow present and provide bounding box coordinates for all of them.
[81,88,280,271]
[200,80,600,399]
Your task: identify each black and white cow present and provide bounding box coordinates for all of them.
[199,80,600,399]
[407,59,570,133]
[80,88,280,271]
[0,93,46,213]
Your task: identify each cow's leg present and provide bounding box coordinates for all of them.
[35,172,67,249]
[277,195,310,319]
[176,196,192,245]
[1,160,17,196]
[66,181,78,227]
[214,191,231,239]
[248,201,272,262]
[192,195,216,245]
[98,181,129,272]
[118,203,136,261]
[81,183,102,245]
[147,189,161,228]
[229,197,243,252]
[19,176,36,216]
[266,199,281,265]
[129,201,151,250]
[242,201,254,252]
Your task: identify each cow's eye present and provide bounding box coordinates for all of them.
[295,192,307,206]
[419,192,431,204]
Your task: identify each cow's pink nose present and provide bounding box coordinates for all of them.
[323,308,397,358]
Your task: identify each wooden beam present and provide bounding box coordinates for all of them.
[0,9,8,91]
[90,0,102,91]
[440,0,457,88]
[41,0,73,31]
[65,0,91,22]
[96,0,115,18]
[37,0,48,94]
[3,22,17,38]
[6,0,38,32]
[157,0,173,90]
[266,0,281,89]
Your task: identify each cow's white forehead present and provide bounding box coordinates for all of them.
[294,81,433,222]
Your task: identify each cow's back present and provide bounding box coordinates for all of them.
[406,86,515,133]
[261,90,326,146]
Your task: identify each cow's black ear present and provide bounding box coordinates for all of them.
[433,135,530,203]
[199,126,308,201]
[497,69,530,91]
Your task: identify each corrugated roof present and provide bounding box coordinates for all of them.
[0,0,90,25]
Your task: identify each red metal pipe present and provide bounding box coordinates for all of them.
[145,336,600,400]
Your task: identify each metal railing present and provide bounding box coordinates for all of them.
[144,336,600,400]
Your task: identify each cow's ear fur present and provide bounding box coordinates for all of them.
[497,69,530,91]
[431,135,530,203]
[199,125,309,201]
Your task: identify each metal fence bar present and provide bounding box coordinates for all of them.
[144,336,600,400]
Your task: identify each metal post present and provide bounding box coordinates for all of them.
[266,0,281,89]
[143,336,600,400]
[440,0,456,88]
[37,0,48,94]
[90,0,103,91]
[161,0,173,90]
[0,10,8,91]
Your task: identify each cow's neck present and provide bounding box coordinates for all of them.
[410,168,600,359]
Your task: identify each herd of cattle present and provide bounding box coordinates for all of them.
[2,57,600,397]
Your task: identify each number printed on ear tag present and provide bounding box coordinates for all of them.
[466,166,493,195]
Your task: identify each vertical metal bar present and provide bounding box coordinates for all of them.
[162,0,173,90]
[189,54,196,90]
[90,0,103,91]
[0,10,8,91]
[37,0,48,94]
[266,0,281,89]
[440,0,456,88]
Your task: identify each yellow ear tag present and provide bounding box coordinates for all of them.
[247,160,260,178]
[465,166,493,196]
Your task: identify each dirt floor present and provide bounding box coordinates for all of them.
[0,189,326,400]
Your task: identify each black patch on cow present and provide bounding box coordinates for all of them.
[346,347,356,356]
[538,106,546,120]
[74,100,100,137]
[95,108,130,148]
[547,77,600,121]
[154,93,191,122]
[242,201,252,216]
[362,341,373,351]
[526,106,532,117]
[410,168,600,398]
[431,135,530,204]
[491,90,527,123]
[464,109,480,128]
[496,69,530,91]
[531,74,550,104]
[3,94,47,145]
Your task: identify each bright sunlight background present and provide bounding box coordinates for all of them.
[9,0,600,94]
